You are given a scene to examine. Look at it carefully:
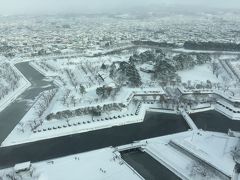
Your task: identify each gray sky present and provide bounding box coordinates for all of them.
[1,0,240,15]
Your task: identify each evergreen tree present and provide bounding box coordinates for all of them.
[126,64,142,87]
[173,53,194,70]
[80,85,86,95]
[196,53,211,64]
[101,63,107,70]
[109,63,117,78]
[154,59,177,82]
[96,86,105,98]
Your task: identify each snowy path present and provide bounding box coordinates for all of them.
[180,108,198,130]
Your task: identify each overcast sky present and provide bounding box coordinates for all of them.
[0,0,240,15]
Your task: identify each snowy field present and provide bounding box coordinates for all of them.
[0,148,142,180]
[1,131,239,180]
[178,64,220,83]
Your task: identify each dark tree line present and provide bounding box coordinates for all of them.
[184,41,240,52]
[129,50,165,65]
[132,40,178,48]
[46,103,126,120]
[0,63,21,100]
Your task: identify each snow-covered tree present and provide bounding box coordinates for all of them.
[126,64,142,87]
[79,85,86,96]
[196,53,211,64]
[173,53,195,70]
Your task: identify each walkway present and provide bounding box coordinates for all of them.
[179,108,198,130]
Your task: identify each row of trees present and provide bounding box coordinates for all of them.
[182,80,213,90]
[35,61,58,73]
[184,41,240,52]
[0,63,21,101]
[34,89,57,118]
[46,103,126,120]
[26,89,58,132]
[131,40,178,48]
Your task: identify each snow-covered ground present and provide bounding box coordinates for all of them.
[2,53,168,146]
[1,93,166,147]
[178,64,220,83]
[1,131,238,180]
[0,148,143,180]
[144,130,238,180]
[0,63,31,112]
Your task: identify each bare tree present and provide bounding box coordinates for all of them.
[189,161,222,179]
[232,139,240,162]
